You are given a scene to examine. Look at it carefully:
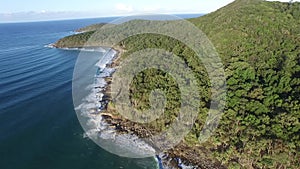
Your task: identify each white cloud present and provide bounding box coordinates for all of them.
[115,3,133,13]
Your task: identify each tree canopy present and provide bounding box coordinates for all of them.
[55,0,300,168]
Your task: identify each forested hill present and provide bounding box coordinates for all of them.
[187,0,300,168]
[55,0,300,168]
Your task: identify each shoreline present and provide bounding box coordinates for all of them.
[52,44,225,168]
[97,46,225,169]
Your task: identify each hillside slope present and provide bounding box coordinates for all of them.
[189,0,300,168]
[54,0,300,168]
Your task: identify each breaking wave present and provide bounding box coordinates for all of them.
[74,48,162,168]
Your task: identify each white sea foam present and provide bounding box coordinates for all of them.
[44,44,55,48]
[95,49,117,68]
[45,44,107,52]
[74,48,163,160]
[84,93,99,102]
[96,68,115,77]
[111,134,156,157]
[95,78,107,88]
[157,153,197,169]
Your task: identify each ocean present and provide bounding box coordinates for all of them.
[0,14,202,169]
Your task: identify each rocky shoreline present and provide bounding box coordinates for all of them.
[52,43,225,168]
[96,46,226,169]
[49,40,227,168]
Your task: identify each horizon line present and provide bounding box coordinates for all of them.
[0,12,206,24]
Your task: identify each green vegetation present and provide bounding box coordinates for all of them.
[55,0,300,168]
[54,31,95,48]
[189,1,300,168]
[129,67,182,131]
[76,23,115,32]
[54,23,115,48]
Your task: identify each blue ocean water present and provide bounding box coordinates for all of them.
[0,14,202,169]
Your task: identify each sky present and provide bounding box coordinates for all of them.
[0,0,298,23]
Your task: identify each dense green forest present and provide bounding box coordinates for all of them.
[75,23,112,32]
[55,0,300,168]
